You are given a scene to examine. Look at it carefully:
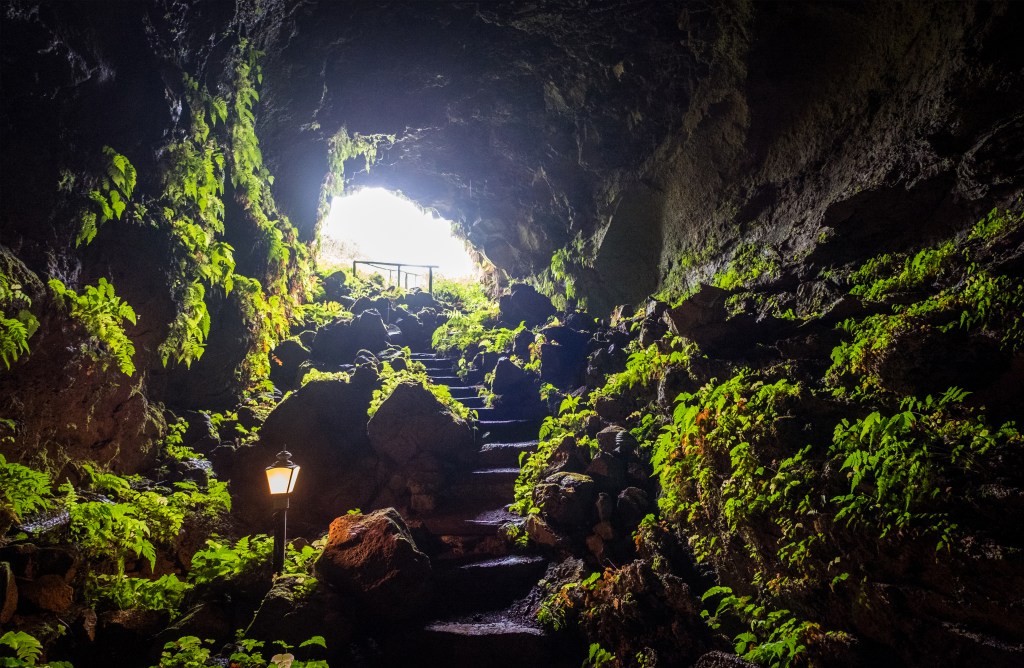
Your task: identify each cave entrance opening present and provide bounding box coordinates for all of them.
[320,188,477,289]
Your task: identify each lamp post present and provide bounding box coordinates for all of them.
[265,450,300,575]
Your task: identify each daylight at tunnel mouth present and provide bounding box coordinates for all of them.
[1,1,1023,667]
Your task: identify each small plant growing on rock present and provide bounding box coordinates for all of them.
[48,277,137,375]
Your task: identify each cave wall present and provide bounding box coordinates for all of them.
[252,0,1024,313]
[6,1,1022,317]
[2,0,1023,470]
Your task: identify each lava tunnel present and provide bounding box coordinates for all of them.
[1,1,1023,667]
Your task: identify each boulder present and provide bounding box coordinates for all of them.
[395,313,431,351]
[498,283,555,328]
[533,472,597,528]
[322,270,348,301]
[180,411,220,453]
[3,544,78,582]
[596,492,615,523]
[538,325,589,389]
[512,328,534,359]
[269,338,311,391]
[367,382,474,464]
[615,487,651,532]
[97,608,168,653]
[524,514,569,550]
[596,425,629,454]
[351,296,392,320]
[18,574,73,612]
[246,575,353,650]
[593,394,632,423]
[311,311,390,365]
[401,289,439,312]
[585,452,627,492]
[315,508,431,620]
[228,377,379,535]
[491,356,537,398]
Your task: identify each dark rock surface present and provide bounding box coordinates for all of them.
[498,284,556,328]
[321,270,348,301]
[315,508,432,620]
[227,377,380,534]
[311,311,390,365]
[269,337,311,391]
[245,575,353,652]
[367,381,473,464]
[533,472,596,529]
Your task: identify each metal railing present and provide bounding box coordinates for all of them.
[352,261,439,293]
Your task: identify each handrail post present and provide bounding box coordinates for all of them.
[428,267,433,294]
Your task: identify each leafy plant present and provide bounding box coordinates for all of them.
[584,643,616,668]
[0,271,39,370]
[187,534,274,585]
[829,387,1019,550]
[299,368,350,386]
[66,464,231,574]
[76,146,138,246]
[700,586,825,667]
[511,406,598,516]
[0,454,53,530]
[711,242,780,291]
[49,278,137,375]
[594,335,696,401]
[154,634,328,668]
[0,630,72,667]
[85,573,189,615]
[369,351,473,420]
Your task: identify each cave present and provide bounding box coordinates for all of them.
[1,1,1023,667]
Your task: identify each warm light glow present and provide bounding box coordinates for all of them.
[265,464,300,495]
[321,188,476,281]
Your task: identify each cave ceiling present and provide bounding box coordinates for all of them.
[2,0,1023,312]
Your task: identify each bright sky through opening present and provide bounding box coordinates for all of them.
[322,188,477,281]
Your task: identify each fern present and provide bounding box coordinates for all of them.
[76,146,138,246]
[0,454,53,529]
[0,271,39,369]
[49,277,137,375]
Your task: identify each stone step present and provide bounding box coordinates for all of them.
[420,507,521,537]
[478,419,542,443]
[434,555,548,616]
[473,406,536,422]
[479,440,539,468]
[420,358,454,371]
[457,395,488,410]
[447,385,482,399]
[401,613,571,668]
[428,374,464,386]
[445,468,519,504]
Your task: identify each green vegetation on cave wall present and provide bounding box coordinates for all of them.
[0,13,330,475]
[511,203,1024,667]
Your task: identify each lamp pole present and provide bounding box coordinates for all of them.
[265,450,300,575]
[272,493,288,575]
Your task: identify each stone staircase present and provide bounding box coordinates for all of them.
[378,352,576,667]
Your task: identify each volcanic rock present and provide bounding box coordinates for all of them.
[315,508,431,620]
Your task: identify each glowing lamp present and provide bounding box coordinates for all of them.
[265,450,300,495]
[265,450,299,574]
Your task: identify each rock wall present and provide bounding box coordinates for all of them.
[253,0,1024,313]
[2,0,1022,468]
